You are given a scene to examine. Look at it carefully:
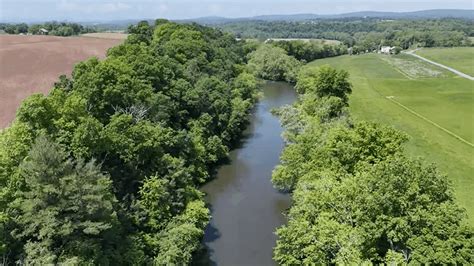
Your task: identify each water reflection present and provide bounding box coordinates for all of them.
[197,81,297,266]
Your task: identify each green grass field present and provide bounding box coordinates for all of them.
[415,47,474,76]
[306,53,474,224]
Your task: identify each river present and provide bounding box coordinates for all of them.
[199,81,297,266]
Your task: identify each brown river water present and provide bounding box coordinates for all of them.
[198,81,297,266]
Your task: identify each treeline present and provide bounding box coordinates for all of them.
[245,40,346,83]
[268,40,347,62]
[219,18,474,49]
[271,66,474,263]
[0,20,259,264]
[0,22,96,36]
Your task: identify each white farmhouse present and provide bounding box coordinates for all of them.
[38,28,49,35]
[381,46,394,54]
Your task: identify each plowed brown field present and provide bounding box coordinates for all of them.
[0,34,124,128]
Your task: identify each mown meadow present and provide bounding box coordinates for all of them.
[415,47,474,76]
[306,53,474,224]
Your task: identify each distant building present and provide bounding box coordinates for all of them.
[38,28,49,35]
[381,46,395,54]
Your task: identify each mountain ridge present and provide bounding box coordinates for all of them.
[178,9,473,24]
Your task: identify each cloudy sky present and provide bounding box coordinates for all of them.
[0,0,472,22]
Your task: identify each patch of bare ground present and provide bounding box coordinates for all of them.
[0,35,124,128]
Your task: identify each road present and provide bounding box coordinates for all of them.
[404,49,474,81]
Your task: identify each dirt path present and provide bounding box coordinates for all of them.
[404,50,474,81]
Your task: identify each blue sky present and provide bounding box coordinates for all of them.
[0,0,472,22]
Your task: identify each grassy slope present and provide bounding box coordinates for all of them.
[306,53,474,224]
[415,47,474,76]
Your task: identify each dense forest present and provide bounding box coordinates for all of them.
[0,22,96,36]
[0,20,259,264]
[219,18,474,50]
[270,66,474,263]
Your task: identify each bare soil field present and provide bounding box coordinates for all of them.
[0,35,124,128]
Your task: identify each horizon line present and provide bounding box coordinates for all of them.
[1,8,473,24]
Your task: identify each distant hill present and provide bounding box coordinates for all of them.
[329,9,474,19]
[180,9,473,25]
[18,9,471,31]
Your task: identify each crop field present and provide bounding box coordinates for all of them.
[415,47,474,76]
[0,35,123,128]
[306,53,474,224]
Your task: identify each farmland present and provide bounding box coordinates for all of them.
[0,34,123,128]
[415,47,474,76]
[306,52,474,224]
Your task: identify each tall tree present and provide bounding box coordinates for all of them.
[296,66,352,103]
[13,135,121,264]
[247,44,302,82]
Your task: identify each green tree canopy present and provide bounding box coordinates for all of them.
[275,156,474,264]
[247,44,302,82]
[296,65,352,103]
[13,135,121,264]
[0,21,259,264]
[273,61,473,264]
